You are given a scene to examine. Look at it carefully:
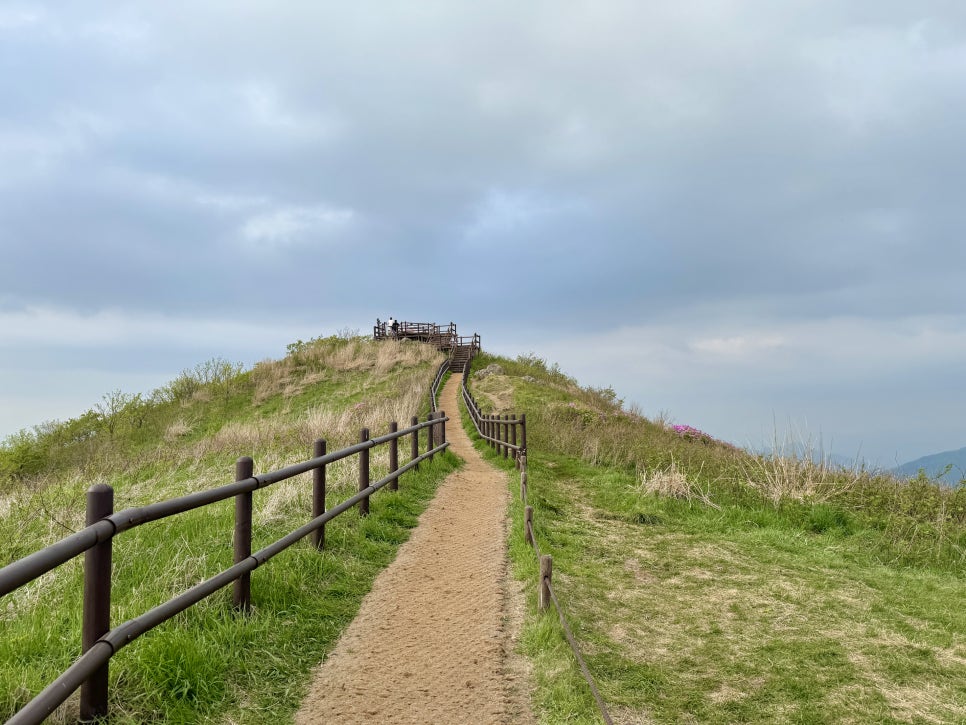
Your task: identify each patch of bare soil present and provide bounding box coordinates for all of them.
[294,375,533,724]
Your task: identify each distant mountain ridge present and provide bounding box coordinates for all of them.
[894,446,966,485]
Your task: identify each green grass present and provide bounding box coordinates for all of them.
[2,452,459,723]
[464,352,966,724]
[0,335,457,723]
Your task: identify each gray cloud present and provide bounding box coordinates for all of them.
[2,1,965,460]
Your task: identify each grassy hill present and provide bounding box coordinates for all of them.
[3,338,964,723]
[464,352,965,724]
[0,334,459,723]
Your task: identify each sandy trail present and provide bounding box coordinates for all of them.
[294,374,531,724]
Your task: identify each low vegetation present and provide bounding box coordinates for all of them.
[0,334,456,723]
[466,351,965,724]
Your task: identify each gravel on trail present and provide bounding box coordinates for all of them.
[294,374,533,724]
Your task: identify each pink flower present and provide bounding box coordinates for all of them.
[673,424,709,439]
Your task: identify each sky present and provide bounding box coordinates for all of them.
[2,1,966,466]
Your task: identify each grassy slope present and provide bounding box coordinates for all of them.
[466,352,965,724]
[0,336,459,723]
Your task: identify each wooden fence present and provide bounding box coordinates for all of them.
[0,413,450,724]
[458,358,613,725]
[459,360,526,464]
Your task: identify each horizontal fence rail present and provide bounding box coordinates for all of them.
[373,320,457,344]
[460,359,526,464]
[430,358,448,412]
[1,412,450,724]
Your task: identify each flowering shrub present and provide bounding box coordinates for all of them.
[672,424,709,439]
[672,424,740,452]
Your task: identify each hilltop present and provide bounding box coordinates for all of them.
[895,446,966,485]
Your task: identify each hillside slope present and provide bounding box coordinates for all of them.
[465,352,966,724]
[0,335,459,723]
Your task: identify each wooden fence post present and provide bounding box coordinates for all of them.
[427,412,435,459]
[524,506,534,547]
[80,483,113,722]
[359,428,370,516]
[439,410,446,445]
[389,421,399,491]
[411,415,419,470]
[502,415,510,458]
[539,555,553,611]
[233,456,254,612]
[520,413,528,471]
[510,418,517,464]
[312,439,326,550]
[521,470,528,501]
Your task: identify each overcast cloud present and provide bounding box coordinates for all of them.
[2,1,965,465]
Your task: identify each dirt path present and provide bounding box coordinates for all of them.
[294,375,532,724]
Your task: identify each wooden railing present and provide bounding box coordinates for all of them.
[460,361,526,464]
[458,357,613,725]
[0,414,449,724]
[372,320,457,346]
[454,333,481,352]
[430,358,449,412]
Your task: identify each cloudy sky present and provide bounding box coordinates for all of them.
[2,1,965,466]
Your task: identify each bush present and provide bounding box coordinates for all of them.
[0,430,47,481]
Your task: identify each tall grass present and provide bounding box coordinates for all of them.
[469,351,965,570]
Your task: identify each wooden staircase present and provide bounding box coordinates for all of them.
[449,345,474,372]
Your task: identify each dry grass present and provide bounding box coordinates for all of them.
[202,367,434,464]
[472,373,516,413]
[639,460,719,509]
[252,338,441,404]
[739,451,869,506]
[164,418,192,441]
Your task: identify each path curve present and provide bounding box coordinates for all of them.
[295,374,531,724]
